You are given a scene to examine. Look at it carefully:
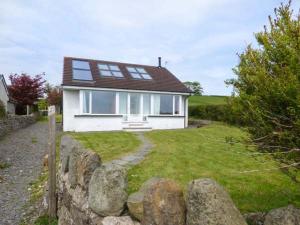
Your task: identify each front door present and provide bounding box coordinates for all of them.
[129,93,143,122]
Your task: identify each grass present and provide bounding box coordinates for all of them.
[37,114,62,123]
[71,131,141,162]
[189,95,227,106]
[0,162,11,169]
[127,123,300,213]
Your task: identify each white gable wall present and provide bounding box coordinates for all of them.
[0,78,9,111]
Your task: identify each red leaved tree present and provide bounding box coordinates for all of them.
[9,73,46,114]
[46,85,62,113]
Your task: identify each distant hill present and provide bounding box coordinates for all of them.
[189,95,227,106]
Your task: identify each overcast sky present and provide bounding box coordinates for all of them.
[1,0,299,95]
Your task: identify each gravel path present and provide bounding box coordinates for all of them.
[109,132,153,167]
[0,122,49,225]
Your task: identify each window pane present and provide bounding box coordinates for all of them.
[83,91,90,113]
[153,94,160,115]
[141,73,152,80]
[160,95,173,115]
[130,72,141,79]
[91,91,116,114]
[143,94,151,115]
[109,65,120,71]
[100,70,113,76]
[130,93,140,114]
[127,67,137,73]
[112,71,124,77]
[98,64,109,70]
[136,67,146,73]
[73,69,93,80]
[72,60,90,70]
[174,96,180,114]
[119,92,127,114]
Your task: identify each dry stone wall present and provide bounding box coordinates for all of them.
[57,135,300,225]
[0,114,36,137]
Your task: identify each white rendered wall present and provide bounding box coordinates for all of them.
[0,80,9,111]
[63,90,123,132]
[63,89,188,132]
[147,116,185,130]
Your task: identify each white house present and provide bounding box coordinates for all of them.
[62,57,192,132]
[0,74,15,114]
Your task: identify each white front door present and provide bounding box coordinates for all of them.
[128,93,143,122]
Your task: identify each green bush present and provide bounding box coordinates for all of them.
[189,104,227,121]
[0,100,6,118]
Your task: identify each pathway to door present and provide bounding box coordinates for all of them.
[0,122,49,225]
[109,132,153,167]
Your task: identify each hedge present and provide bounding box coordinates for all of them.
[189,104,243,125]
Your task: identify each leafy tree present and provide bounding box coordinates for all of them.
[184,81,203,95]
[8,73,46,106]
[45,83,62,113]
[227,1,300,159]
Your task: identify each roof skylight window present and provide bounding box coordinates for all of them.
[72,60,93,80]
[126,67,152,80]
[98,64,124,78]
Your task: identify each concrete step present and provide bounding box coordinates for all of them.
[123,127,152,132]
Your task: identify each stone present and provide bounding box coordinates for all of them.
[88,163,128,216]
[102,216,135,225]
[244,212,265,225]
[127,192,144,221]
[264,205,300,225]
[58,205,72,225]
[127,177,161,222]
[69,203,89,225]
[68,145,85,188]
[186,178,247,225]
[77,150,101,189]
[60,135,82,174]
[142,178,185,225]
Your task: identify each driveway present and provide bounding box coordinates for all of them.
[0,122,49,225]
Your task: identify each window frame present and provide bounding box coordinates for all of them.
[72,60,93,81]
[80,90,182,116]
[98,63,124,78]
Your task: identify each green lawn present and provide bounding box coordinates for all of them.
[189,95,227,106]
[71,132,141,162]
[127,123,300,213]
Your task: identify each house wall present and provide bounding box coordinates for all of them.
[63,89,188,132]
[0,79,9,111]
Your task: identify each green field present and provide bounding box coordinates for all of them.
[189,95,227,106]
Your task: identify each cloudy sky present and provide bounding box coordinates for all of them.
[1,0,299,95]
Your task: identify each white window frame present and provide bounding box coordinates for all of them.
[79,90,183,116]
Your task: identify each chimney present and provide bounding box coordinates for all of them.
[158,57,162,68]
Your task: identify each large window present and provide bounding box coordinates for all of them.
[143,94,151,115]
[81,90,181,116]
[119,92,128,114]
[130,93,141,114]
[72,60,93,80]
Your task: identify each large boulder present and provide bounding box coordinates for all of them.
[127,177,161,221]
[102,216,137,225]
[76,150,101,190]
[88,163,128,216]
[142,178,185,225]
[186,178,247,225]
[264,205,300,225]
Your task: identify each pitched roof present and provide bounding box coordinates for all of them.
[62,57,192,93]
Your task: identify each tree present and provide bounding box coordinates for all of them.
[226,1,300,158]
[46,83,62,113]
[8,73,46,106]
[184,81,203,95]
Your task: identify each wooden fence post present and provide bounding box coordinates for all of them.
[48,105,57,218]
